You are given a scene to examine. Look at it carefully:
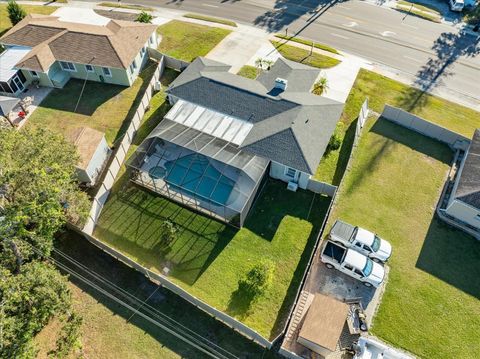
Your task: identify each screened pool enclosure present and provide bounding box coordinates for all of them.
[127,119,269,227]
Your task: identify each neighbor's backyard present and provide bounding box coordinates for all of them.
[0,4,58,34]
[327,117,480,358]
[27,62,159,146]
[315,69,480,185]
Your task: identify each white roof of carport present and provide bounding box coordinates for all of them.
[165,99,253,146]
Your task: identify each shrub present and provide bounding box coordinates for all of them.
[7,1,26,26]
[49,313,83,358]
[136,11,153,23]
[328,122,345,151]
[160,220,178,245]
[313,77,329,95]
[238,260,275,301]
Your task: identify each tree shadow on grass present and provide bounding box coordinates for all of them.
[416,217,480,299]
[254,0,341,33]
[397,30,480,113]
[345,118,452,195]
[54,231,265,358]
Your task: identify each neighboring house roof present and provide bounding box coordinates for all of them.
[67,127,106,170]
[0,14,157,72]
[455,129,480,209]
[297,294,348,353]
[167,57,343,174]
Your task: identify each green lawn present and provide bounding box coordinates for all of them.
[97,2,154,11]
[237,65,259,79]
[35,231,269,359]
[328,117,480,358]
[157,20,231,62]
[94,177,330,339]
[274,34,339,55]
[0,4,58,35]
[27,62,158,146]
[314,69,480,185]
[270,40,340,69]
[183,13,237,27]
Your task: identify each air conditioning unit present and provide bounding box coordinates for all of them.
[154,81,162,91]
[287,181,298,192]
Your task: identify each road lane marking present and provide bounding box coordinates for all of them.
[401,23,419,30]
[403,55,423,63]
[202,3,219,7]
[337,5,351,10]
[331,33,350,39]
[343,21,358,28]
[380,31,396,37]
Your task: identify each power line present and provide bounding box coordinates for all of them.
[21,241,238,359]
[51,247,235,357]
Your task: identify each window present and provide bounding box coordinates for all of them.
[85,64,94,73]
[60,61,76,72]
[362,259,373,276]
[149,34,154,45]
[371,236,381,252]
[30,70,39,78]
[102,67,112,77]
[285,167,297,179]
[129,63,134,74]
[140,46,146,56]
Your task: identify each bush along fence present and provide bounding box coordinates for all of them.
[277,98,370,354]
[381,105,470,151]
[83,57,166,235]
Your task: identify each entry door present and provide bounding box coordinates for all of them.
[13,74,25,92]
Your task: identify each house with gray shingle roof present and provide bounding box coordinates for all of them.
[0,14,159,95]
[445,129,480,231]
[127,57,343,227]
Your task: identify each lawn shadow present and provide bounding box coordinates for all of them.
[38,79,124,116]
[54,231,265,358]
[397,30,480,113]
[331,118,358,186]
[268,193,331,338]
[345,118,452,194]
[416,217,480,299]
[254,0,342,33]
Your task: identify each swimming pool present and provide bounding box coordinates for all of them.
[163,153,235,206]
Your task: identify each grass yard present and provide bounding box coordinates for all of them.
[328,117,480,358]
[183,13,237,27]
[27,62,159,146]
[0,4,58,35]
[94,177,330,339]
[237,65,260,79]
[97,2,154,11]
[270,40,340,69]
[396,1,441,23]
[314,69,480,185]
[34,231,268,359]
[274,34,339,55]
[157,20,231,62]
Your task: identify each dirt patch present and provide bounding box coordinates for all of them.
[94,9,141,22]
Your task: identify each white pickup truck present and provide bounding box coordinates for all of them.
[321,240,385,288]
[329,220,392,262]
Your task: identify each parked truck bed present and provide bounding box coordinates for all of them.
[330,220,355,243]
[323,241,346,263]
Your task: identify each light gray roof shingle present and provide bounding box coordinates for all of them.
[455,129,480,209]
[167,57,344,174]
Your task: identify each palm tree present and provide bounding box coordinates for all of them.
[313,77,329,95]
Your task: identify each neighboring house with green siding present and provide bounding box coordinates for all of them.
[0,14,159,95]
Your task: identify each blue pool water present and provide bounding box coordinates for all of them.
[164,154,234,206]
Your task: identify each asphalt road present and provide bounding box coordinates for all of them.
[91,0,480,107]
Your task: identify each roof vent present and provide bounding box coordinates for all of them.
[274,78,288,91]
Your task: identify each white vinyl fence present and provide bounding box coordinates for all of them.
[83,58,166,234]
[382,105,470,150]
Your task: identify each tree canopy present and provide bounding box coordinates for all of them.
[0,128,89,358]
